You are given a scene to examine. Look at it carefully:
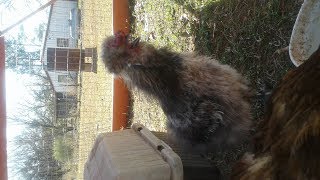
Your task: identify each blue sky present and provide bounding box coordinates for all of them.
[1,0,49,179]
[1,0,48,38]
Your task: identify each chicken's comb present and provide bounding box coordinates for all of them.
[106,31,127,48]
[115,31,126,38]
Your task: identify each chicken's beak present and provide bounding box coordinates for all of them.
[130,37,140,48]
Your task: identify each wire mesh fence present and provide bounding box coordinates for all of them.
[75,1,168,179]
[69,0,302,179]
[75,0,114,179]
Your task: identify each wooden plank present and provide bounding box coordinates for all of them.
[0,36,8,180]
[111,0,130,131]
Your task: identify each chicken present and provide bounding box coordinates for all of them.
[231,45,320,180]
[101,31,252,161]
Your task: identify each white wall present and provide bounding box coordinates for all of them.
[48,71,78,93]
[43,0,80,93]
[43,0,78,66]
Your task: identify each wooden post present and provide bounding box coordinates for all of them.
[0,36,8,180]
[112,0,130,131]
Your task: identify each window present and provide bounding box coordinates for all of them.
[57,38,69,47]
[58,75,72,83]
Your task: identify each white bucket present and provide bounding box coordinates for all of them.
[289,0,320,66]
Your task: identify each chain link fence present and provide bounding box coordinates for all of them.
[70,0,302,179]
[73,1,168,179]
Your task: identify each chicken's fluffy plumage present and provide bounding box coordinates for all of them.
[232,45,320,180]
[101,31,252,156]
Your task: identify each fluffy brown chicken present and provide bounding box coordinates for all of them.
[231,45,320,180]
[101,31,252,165]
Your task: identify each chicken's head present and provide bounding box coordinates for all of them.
[101,31,140,74]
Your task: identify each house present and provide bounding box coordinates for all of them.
[40,0,96,120]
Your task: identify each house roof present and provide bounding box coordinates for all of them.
[41,4,55,92]
[40,4,54,64]
[45,70,56,92]
[40,3,60,122]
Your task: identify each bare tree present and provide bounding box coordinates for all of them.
[1,0,57,36]
[8,71,75,179]
[10,127,68,180]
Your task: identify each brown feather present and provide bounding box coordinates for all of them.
[232,45,320,179]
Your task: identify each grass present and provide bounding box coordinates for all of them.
[53,136,74,163]
[127,0,302,174]
[129,0,302,122]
